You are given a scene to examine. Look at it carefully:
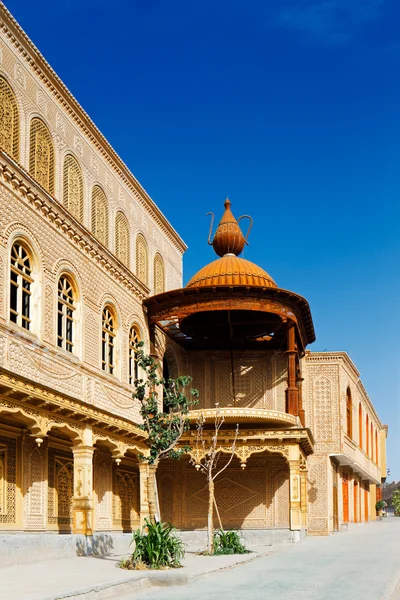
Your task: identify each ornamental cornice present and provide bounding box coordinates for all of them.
[0,7,187,254]
[0,156,149,301]
[0,369,147,442]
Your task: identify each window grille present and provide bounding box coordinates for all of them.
[10,243,32,330]
[102,306,115,374]
[135,234,148,285]
[63,155,83,222]
[57,276,75,352]
[91,186,109,246]
[153,253,165,294]
[0,76,19,160]
[128,326,140,385]
[29,118,54,195]
[115,211,130,267]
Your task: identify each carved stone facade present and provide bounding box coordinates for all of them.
[0,5,387,548]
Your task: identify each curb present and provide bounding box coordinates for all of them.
[46,550,270,600]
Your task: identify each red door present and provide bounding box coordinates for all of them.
[342,477,349,523]
[354,481,358,523]
[364,488,369,522]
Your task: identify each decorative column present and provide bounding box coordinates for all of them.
[138,461,150,527]
[72,427,94,535]
[286,324,299,417]
[300,459,308,530]
[288,445,301,532]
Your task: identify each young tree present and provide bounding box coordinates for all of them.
[190,405,239,553]
[132,342,199,522]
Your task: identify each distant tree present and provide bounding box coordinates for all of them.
[132,342,199,522]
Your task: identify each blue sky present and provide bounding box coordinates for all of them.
[5,0,399,479]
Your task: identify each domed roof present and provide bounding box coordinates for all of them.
[186,254,277,289]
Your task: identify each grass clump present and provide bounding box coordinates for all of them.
[213,529,249,555]
[119,519,185,570]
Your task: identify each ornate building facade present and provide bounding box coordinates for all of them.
[0,4,387,561]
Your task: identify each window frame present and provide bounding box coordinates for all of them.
[9,242,33,330]
[57,275,76,353]
[102,305,116,375]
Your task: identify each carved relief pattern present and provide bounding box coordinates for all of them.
[153,254,164,294]
[91,186,109,246]
[29,118,54,195]
[274,471,290,528]
[307,459,328,533]
[136,234,148,285]
[44,284,53,343]
[63,155,84,222]
[314,377,333,441]
[113,468,139,529]
[84,313,98,367]
[94,451,112,530]
[0,435,16,524]
[158,455,289,530]
[115,211,130,267]
[23,436,46,529]
[0,76,19,160]
[48,448,73,527]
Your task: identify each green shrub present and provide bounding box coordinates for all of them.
[129,519,185,569]
[375,500,385,511]
[213,529,249,555]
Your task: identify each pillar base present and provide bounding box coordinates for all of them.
[73,498,93,535]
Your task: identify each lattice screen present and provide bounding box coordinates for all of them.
[91,185,109,246]
[0,76,19,160]
[136,233,148,285]
[63,154,83,222]
[115,210,130,267]
[29,117,55,195]
[153,253,165,294]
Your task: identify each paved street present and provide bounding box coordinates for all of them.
[132,518,400,600]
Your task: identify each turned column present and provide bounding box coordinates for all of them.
[286,324,299,417]
[72,427,94,535]
[300,462,308,529]
[288,445,301,532]
[138,461,150,527]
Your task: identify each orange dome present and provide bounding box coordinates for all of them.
[186,254,277,289]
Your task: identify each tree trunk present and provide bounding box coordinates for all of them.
[147,463,158,523]
[207,478,215,554]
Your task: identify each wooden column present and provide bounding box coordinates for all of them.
[286,324,299,417]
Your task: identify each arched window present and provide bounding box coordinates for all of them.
[366,415,369,456]
[63,154,83,222]
[358,403,363,449]
[136,234,148,285]
[91,186,109,246]
[375,430,379,464]
[346,387,352,438]
[115,211,130,267]
[29,118,54,195]
[128,325,140,385]
[10,242,32,330]
[57,275,75,352]
[102,306,115,375]
[0,76,19,160]
[154,253,165,295]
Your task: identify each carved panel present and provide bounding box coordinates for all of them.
[0,75,19,160]
[48,447,73,528]
[23,436,46,530]
[314,377,333,441]
[113,466,139,530]
[44,284,53,343]
[94,450,112,530]
[0,435,17,524]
